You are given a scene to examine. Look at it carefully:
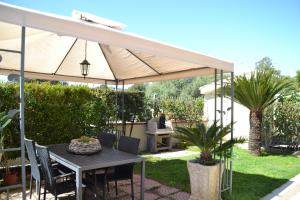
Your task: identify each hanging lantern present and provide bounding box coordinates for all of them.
[80,59,90,78]
[80,40,90,78]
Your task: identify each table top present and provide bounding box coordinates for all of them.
[48,143,143,171]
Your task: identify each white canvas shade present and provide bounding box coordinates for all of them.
[0,3,235,200]
[0,3,233,85]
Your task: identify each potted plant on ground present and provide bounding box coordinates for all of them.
[1,156,18,185]
[0,109,19,185]
[175,122,245,200]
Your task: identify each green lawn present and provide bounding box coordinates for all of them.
[135,147,300,200]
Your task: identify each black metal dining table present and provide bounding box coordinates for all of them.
[48,144,145,200]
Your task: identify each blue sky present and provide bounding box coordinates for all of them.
[2,0,300,76]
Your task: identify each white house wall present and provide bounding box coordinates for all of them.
[203,95,250,139]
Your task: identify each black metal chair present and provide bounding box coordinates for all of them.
[106,136,140,200]
[88,132,117,197]
[25,138,73,199]
[24,138,43,200]
[97,132,116,148]
[35,144,84,200]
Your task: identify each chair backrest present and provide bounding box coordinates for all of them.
[35,144,56,192]
[114,136,140,179]
[97,132,116,148]
[118,136,140,155]
[24,138,41,181]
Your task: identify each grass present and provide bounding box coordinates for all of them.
[135,147,300,200]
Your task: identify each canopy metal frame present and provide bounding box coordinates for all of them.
[0,6,234,199]
[0,29,235,200]
[213,69,235,196]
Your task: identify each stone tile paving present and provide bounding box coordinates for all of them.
[1,175,190,200]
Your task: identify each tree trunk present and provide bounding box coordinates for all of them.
[249,110,262,155]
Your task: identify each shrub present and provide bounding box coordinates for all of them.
[263,100,300,149]
[159,97,204,127]
[0,83,145,148]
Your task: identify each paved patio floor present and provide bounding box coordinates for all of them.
[1,175,190,200]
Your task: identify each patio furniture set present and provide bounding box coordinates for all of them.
[24,133,145,200]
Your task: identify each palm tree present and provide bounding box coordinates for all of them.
[227,70,294,155]
[175,122,245,165]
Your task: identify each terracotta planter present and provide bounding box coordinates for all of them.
[4,173,18,185]
[187,160,224,200]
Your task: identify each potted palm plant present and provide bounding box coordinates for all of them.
[0,109,19,185]
[175,122,244,200]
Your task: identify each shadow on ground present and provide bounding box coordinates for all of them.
[136,158,289,200]
[223,171,289,200]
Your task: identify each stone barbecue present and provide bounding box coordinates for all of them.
[146,117,174,153]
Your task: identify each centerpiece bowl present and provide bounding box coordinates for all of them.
[68,136,102,155]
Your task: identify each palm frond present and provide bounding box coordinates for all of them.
[225,70,294,111]
[175,122,245,162]
[214,137,245,157]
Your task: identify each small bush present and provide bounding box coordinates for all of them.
[263,100,300,149]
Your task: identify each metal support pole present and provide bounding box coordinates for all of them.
[115,81,118,134]
[214,69,217,159]
[121,80,125,136]
[230,71,234,195]
[219,70,224,199]
[20,26,26,200]
[214,69,217,123]
[140,159,145,200]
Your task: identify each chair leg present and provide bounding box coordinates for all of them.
[37,181,41,200]
[83,187,86,199]
[115,180,118,196]
[43,186,46,200]
[107,181,110,192]
[29,175,33,199]
[103,176,107,200]
[131,177,135,200]
[39,182,42,199]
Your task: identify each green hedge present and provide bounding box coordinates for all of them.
[145,97,204,127]
[0,83,144,147]
[117,91,148,121]
[263,101,300,148]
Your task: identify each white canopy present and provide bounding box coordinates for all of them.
[0,3,233,84]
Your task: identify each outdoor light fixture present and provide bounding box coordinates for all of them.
[0,54,2,63]
[80,40,90,78]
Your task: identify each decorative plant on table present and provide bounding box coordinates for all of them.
[68,135,102,155]
[0,109,19,185]
[175,122,245,200]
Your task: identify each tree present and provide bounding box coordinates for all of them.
[255,57,280,75]
[7,74,67,85]
[145,76,215,99]
[227,69,293,155]
[127,83,147,92]
[296,70,300,88]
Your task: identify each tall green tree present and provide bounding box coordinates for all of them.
[227,69,293,155]
[296,70,300,88]
[144,76,215,99]
[255,57,280,75]
[127,83,147,92]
